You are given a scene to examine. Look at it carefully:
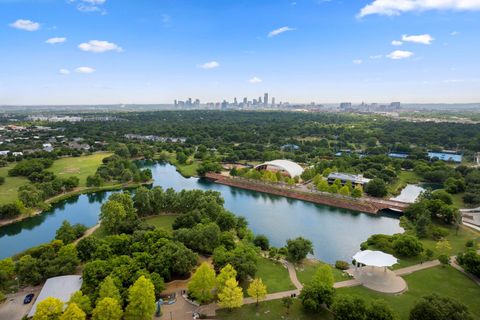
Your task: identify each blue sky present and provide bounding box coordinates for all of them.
[1,0,480,105]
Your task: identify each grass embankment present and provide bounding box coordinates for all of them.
[338,266,480,319]
[388,171,422,196]
[217,298,333,320]
[158,152,200,178]
[373,223,480,270]
[47,152,112,187]
[0,153,112,205]
[240,257,295,294]
[92,214,177,238]
[296,259,351,284]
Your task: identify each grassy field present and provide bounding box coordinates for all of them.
[143,215,177,231]
[0,153,112,205]
[217,298,333,320]
[388,171,422,196]
[47,152,112,187]
[242,258,296,294]
[296,260,351,284]
[338,266,480,320]
[162,153,200,177]
[0,164,28,204]
[93,214,177,238]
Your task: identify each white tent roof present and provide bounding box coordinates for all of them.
[353,250,398,267]
[255,160,304,178]
[28,275,83,317]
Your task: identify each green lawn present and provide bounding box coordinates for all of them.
[338,266,480,320]
[451,192,467,209]
[388,171,422,196]
[242,258,295,294]
[0,164,28,205]
[296,260,351,285]
[47,152,112,187]
[217,298,333,320]
[162,153,200,177]
[143,215,177,231]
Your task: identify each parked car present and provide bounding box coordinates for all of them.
[23,293,34,304]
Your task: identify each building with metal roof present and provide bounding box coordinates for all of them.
[254,160,304,178]
[28,275,83,318]
[327,172,371,186]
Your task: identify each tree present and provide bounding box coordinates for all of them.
[15,254,42,285]
[217,278,243,310]
[247,278,268,306]
[68,291,92,315]
[351,185,363,198]
[188,262,216,304]
[457,250,480,277]
[98,275,122,304]
[33,297,64,320]
[332,295,367,320]
[124,276,156,320]
[409,293,472,320]
[338,186,351,197]
[393,234,423,257]
[365,178,388,198]
[253,234,270,250]
[312,264,334,287]
[286,237,314,263]
[367,300,397,320]
[92,298,123,320]
[282,296,294,315]
[435,239,452,255]
[299,282,335,312]
[99,200,126,235]
[132,187,152,216]
[55,220,87,244]
[60,303,86,320]
[216,264,237,293]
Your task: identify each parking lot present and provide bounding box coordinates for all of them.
[0,286,41,320]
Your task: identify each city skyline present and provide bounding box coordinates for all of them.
[1,0,480,105]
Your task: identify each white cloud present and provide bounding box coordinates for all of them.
[59,69,70,75]
[387,50,414,59]
[82,0,106,4]
[369,54,383,59]
[402,34,434,44]
[353,59,363,65]
[248,77,263,84]
[78,40,122,53]
[268,26,295,37]
[46,37,67,44]
[358,0,480,17]
[391,40,403,46]
[68,0,107,14]
[450,31,460,36]
[199,61,220,69]
[75,67,96,74]
[9,19,40,31]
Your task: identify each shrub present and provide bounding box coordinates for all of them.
[335,260,350,270]
[438,254,450,266]
[393,235,423,257]
[430,226,449,240]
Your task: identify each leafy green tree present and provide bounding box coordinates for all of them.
[366,300,397,320]
[332,295,367,320]
[216,264,237,293]
[132,187,152,216]
[312,264,334,287]
[15,255,42,285]
[299,282,335,312]
[409,293,472,320]
[92,298,123,320]
[253,235,270,250]
[457,250,480,277]
[60,303,86,320]
[68,291,92,315]
[0,258,14,289]
[393,235,423,257]
[286,237,314,263]
[124,276,156,320]
[282,296,294,315]
[365,178,388,197]
[317,180,329,192]
[351,185,363,198]
[55,220,87,244]
[98,275,122,304]
[338,186,351,197]
[33,297,64,320]
[188,262,216,304]
[247,278,267,306]
[99,200,126,235]
[218,278,243,310]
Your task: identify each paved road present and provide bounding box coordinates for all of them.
[0,286,41,320]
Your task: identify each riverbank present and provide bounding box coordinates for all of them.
[204,173,408,214]
[0,180,152,227]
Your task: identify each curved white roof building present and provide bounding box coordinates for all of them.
[255,160,304,178]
